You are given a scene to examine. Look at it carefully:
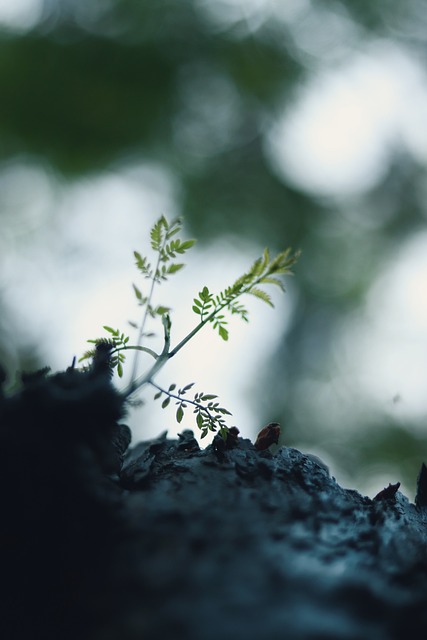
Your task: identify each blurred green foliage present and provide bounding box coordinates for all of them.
[1,0,427,494]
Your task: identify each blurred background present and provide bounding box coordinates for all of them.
[1,0,427,498]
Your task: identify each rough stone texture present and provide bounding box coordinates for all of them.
[1,369,427,639]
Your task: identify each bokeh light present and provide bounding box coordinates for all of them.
[2,0,427,499]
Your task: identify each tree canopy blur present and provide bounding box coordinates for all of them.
[2,0,427,494]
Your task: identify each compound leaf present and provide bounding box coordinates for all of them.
[248,287,273,306]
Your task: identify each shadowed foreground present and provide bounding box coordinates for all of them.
[1,368,427,639]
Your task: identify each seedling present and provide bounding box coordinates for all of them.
[80,216,299,439]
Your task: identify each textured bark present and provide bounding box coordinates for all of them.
[1,369,427,639]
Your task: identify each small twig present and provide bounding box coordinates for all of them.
[150,380,218,424]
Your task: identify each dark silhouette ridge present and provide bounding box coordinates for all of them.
[1,368,427,639]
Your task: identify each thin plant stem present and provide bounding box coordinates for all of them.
[149,380,218,423]
[129,234,167,383]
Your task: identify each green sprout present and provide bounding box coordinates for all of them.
[79,215,299,439]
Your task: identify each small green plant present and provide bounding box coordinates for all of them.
[80,216,299,439]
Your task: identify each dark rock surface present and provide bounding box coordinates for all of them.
[1,369,427,639]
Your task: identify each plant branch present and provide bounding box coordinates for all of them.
[129,243,164,383]
[149,381,218,422]
[114,345,159,360]
[124,314,171,397]
[169,272,274,358]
